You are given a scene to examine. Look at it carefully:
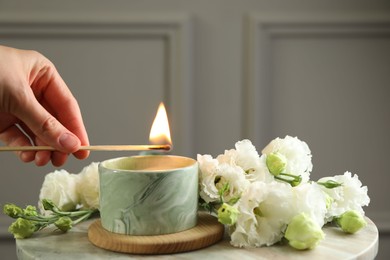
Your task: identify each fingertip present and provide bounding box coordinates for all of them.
[19,151,35,163]
[52,152,68,167]
[73,150,90,160]
[35,151,51,166]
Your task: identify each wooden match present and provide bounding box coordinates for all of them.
[0,144,172,152]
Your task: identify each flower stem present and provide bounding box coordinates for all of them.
[275,173,302,187]
[72,210,97,225]
[19,215,58,223]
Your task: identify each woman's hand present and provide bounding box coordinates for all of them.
[0,45,89,166]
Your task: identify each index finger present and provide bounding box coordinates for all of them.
[32,62,90,159]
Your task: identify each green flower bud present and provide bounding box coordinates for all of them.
[55,216,73,232]
[317,180,343,189]
[266,152,287,176]
[336,210,367,234]
[3,204,23,218]
[8,218,37,239]
[217,203,239,225]
[41,199,56,211]
[289,175,302,187]
[23,205,38,217]
[285,213,325,250]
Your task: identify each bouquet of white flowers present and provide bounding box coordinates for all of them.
[198,136,370,250]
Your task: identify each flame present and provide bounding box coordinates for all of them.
[149,102,172,145]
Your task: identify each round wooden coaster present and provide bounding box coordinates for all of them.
[88,212,224,254]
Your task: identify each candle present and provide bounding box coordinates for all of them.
[99,155,198,235]
[98,102,198,236]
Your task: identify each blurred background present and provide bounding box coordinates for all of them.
[1,0,389,259]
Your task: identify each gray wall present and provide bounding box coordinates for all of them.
[1,0,389,259]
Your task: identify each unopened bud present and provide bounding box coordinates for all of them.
[318,179,342,189]
[55,216,73,232]
[217,203,239,225]
[41,199,56,211]
[266,152,287,176]
[8,218,37,239]
[23,206,38,217]
[285,213,325,250]
[3,204,23,218]
[336,210,367,234]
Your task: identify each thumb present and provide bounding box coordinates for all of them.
[14,99,81,153]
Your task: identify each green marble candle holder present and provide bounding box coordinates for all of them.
[99,155,198,235]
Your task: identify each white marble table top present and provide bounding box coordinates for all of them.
[16,216,378,260]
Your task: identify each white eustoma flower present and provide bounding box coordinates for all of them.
[215,163,251,203]
[230,181,294,247]
[77,162,100,210]
[218,140,259,171]
[318,171,370,222]
[197,154,221,203]
[38,170,79,215]
[217,139,273,183]
[262,135,313,183]
[198,153,250,203]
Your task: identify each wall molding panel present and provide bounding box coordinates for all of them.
[243,12,390,144]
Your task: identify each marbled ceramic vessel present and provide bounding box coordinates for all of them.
[99,155,198,235]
